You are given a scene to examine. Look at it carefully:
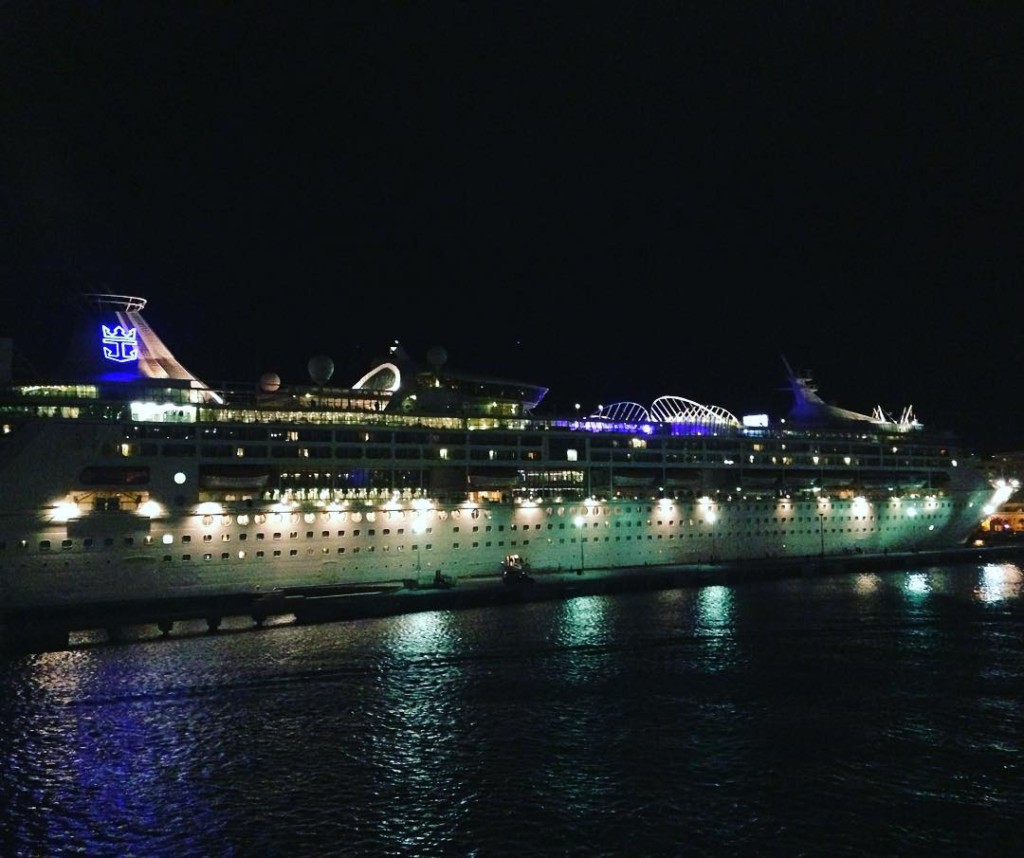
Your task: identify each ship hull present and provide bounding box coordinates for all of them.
[0,489,992,613]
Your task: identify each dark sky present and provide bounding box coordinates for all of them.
[2,3,1021,450]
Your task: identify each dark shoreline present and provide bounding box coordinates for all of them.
[4,541,1023,654]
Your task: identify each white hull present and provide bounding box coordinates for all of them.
[1,490,991,611]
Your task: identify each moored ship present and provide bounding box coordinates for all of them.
[0,294,1010,616]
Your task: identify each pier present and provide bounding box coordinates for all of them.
[3,542,1023,654]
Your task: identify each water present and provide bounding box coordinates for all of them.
[2,561,1023,856]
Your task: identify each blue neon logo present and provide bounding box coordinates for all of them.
[100,324,139,363]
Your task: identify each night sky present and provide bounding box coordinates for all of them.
[2,4,1021,450]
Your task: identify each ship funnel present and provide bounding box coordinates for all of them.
[58,294,220,400]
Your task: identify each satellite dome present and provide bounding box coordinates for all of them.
[259,372,281,393]
[308,354,335,385]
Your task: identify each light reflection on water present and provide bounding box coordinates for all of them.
[3,561,1023,856]
[977,562,1023,603]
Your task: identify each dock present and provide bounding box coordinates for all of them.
[3,542,1023,654]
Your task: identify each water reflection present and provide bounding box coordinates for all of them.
[976,563,1023,603]
[696,584,733,629]
[3,563,1023,856]
[371,610,473,855]
[3,647,221,854]
[553,594,611,649]
[854,572,882,594]
[694,585,736,673]
[895,562,1024,605]
[905,571,931,596]
[381,608,460,658]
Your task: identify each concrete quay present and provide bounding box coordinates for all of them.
[3,541,1023,654]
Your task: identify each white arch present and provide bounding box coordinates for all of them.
[593,396,740,428]
[593,401,651,423]
[352,361,402,392]
[650,395,740,428]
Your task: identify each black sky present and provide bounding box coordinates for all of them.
[1,3,1021,449]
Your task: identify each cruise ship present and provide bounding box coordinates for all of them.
[0,294,1009,616]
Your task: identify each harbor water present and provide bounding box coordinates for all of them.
[2,560,1022,856]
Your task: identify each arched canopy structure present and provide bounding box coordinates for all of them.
[593,396,740,429]
[650,395,740,428]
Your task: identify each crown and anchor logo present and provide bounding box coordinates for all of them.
[100,323,139,363]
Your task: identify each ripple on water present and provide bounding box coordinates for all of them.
[2,565,1023,856]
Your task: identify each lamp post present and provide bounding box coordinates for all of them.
[817,512,825,557]
[413,519,425,574]
[706,506,717,563]
[574,514,585,572]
